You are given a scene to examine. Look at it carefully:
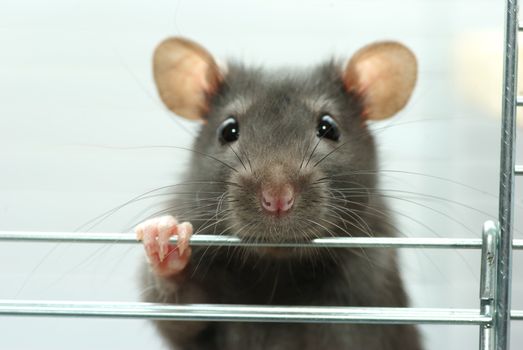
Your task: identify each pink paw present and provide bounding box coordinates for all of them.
[135,216,193,277]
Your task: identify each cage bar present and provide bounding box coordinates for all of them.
[497,0,519,348]
[0,231,522,250]
[479,222,499,350]
[0,300,520,324]
[0,300,492,325]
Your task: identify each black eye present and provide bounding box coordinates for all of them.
[218,117,240,144]
[316,114,340,141]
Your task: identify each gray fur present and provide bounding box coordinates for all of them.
[141,61,423,350]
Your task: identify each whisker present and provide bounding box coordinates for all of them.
[76,181,238,232]
[304,135,323,168]
[81,144,239,174]
[227,143,248,172]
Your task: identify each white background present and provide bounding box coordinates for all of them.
[0,0,522,349]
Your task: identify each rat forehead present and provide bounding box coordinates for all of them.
[216,63,344,118]
[219,94,342,118]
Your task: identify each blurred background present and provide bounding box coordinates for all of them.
[0,0,522,348]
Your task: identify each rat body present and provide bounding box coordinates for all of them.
[136,37,422,350]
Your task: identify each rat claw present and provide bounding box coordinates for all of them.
[136,216,192,277]
[177,222,193,256]
[134,222,145,240]
[142,223,158,255]
[157,216,178,261]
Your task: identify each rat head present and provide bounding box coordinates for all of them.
[153,37,417,248]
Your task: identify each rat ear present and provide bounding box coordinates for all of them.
[343,42,417,120]
[153,37,223,121]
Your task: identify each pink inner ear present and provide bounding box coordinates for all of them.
[344,42,417,121]
[153,37,222,121]
[359,57,398,119]
[356,59,381,92]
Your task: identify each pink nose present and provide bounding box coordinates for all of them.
[261,185,295,214]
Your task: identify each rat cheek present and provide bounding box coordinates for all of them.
[226,172,258,220]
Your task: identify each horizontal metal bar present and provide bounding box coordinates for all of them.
[515,165,523,175]
[0,300,493,325]
[517,96,523,106]
[1,231,523,250]
[0,231,522,250]
[519,22,523,31]
[512,310,523,320]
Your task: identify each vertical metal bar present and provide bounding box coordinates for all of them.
[497,0,519,349]
[480,221,499,350]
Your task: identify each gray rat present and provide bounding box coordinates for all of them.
[135,37,422,350]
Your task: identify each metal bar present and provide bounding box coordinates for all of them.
[515,165,523,175]
[0,300,491,325]
[497,0,519,348]
[516,96,523,106]
[1,300,522,323]
[480,221,499,350]
[1,231,523,249]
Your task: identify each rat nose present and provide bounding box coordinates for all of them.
[261,184,295,214]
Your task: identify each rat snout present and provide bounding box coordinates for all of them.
[260,184,295,215]
[229,157,327,242]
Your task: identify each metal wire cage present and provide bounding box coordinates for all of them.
[0,1,522,350]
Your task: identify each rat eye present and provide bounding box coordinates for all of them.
[316,114,340,141]
[218,117,240,144]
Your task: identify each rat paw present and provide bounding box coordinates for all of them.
[135,216,193,277]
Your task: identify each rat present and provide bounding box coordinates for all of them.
[134,36,422,350]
